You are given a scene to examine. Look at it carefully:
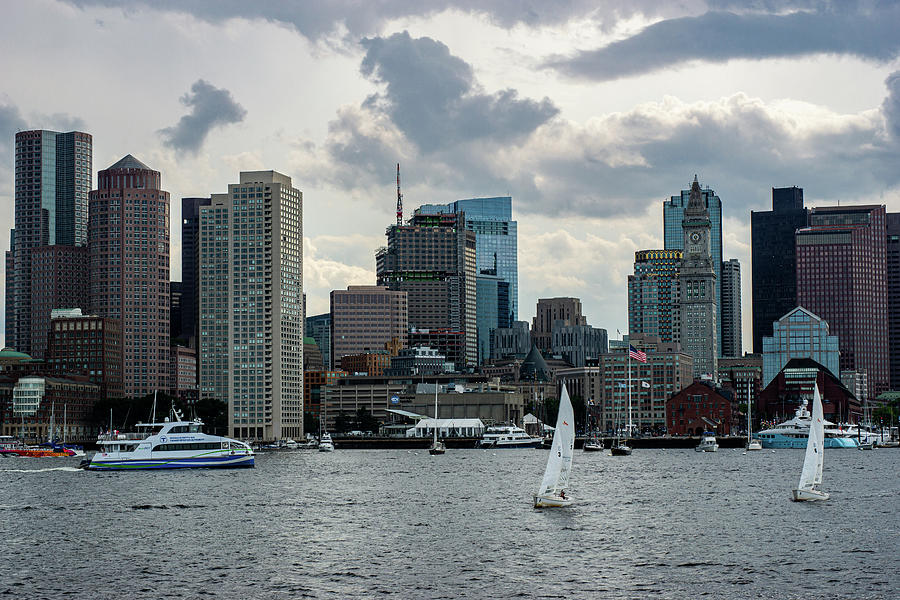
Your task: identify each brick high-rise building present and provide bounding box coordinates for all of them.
[377,212,477,366]
[751,186,808,352]
[89,155,170,397]
[796,205,889,400]
[198,171,304,441]
[6,130,92,355]
[46,308,123,400]
[29,245,90,360]
[330,285,407,369]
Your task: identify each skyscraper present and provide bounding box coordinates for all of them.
[795,204,889,400]
[678,176,717,378]
[627,249,682,344]
[750,186,808,353]
[180,197,211,348]
[720,258,742,358]
[664,180,722,354]
[886,212,900,391]
[89,155,170,397]
[198,171,304,441]
[416,197,518,320]
[377,212,477,367]
[762,307,839,387]
[532,297,586,352]
[330,285,407,369]
[6,130,92,355]
[305,313,332,370]
[475,267,511,365]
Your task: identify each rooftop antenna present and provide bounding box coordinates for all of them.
[396,163,403,226]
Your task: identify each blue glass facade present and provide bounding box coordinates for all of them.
[762,307,839,387]
[664,184,723,354]
[417,196,518,321]
[306,313,332,370]
[476,272,511,365]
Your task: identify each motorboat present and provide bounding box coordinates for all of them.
[610,443,632,456]
[746,438,764,451]
[582,436,603,452]
[478,424,543,448]
[755,401,858,449]
[85,408,254,470]
[0,436,81,458]
[318,432,335,453]
[695,433,719,452]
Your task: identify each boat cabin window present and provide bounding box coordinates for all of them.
[189,424,202,433]
[168,425,190,433]
[152,442,222,451]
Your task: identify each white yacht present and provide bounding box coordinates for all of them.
[478,424,543,448]
[755,400,858,449]
[86,410,254,470]
[695,433,719,452]
[318,432,335,452]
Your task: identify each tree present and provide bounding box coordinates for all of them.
[334,411,352,433]
[356,407,380,433]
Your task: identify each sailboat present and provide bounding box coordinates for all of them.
[791,385,829,502]
[611,356,633,456]
[533,385,575,508]
[746,380,763,451]
[429,384,446,455]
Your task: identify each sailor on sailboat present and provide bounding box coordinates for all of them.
[533,385,575,508]
[791,385,829,502]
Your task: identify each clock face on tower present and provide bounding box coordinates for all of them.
[689,231,701,243]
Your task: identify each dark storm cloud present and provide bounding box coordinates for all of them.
[547,5,900,81]
[883,71,900,141]
[359,32,558,152]
[159,80,246,154]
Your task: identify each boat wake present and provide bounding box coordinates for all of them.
[0,466,83,473]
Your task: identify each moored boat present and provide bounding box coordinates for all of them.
[695,433,719,452]
[478,424,543,448]
[755,401,858,449]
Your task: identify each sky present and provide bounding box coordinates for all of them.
[2,0,900,352]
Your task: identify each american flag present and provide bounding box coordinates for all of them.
[629,345,647,363]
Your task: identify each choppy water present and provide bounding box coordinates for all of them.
[0,448,897,599]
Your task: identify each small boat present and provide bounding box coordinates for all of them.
[610,443,632,456]
[745,381,763,451]
[857,441,874,451]
[86,407,254,470]
[428,384,446,456]
[791,385,829,502]
[478,424,543,448]
[696,433,719,452]
[533,385,575,508]
[318,432,335,453]
[746,439,763,451]
[582,436,603,452]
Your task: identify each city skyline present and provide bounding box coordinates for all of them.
[3,2,900,352]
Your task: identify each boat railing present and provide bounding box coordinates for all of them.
[97,431,153,441]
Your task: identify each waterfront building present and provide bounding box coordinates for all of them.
[490,321,531,360]
[717,355,763,427]
[304,369,348,426]
[170,344,197,403]
[46,308,123,400]
[341,350,392,377]
[664,179,723,354]
[627,249,682,344]
[180,197,211,348]
[887,212,900,390]
[408,328,465,371]
[376,212,477,366]
[532,297,586,352]
[720,258,742,358]
[330,285,407,370]
[795,205,889,400]
[384,346,451,377]
[840,370,868,407]
[762,307,839,388]
[416,196,518,320]
[29,245,90,360]
[597,334,693,433]
[475,269,511,366]
[198,170,304,441]
[305,312,332,370]
[6,130,92,356]
[89,155,170,397]
[757,357,860,424]
[550,324,608,368]
[555,365,601,427]
[666,381,735,436]
[677,176,718,378]
[751,186,808,352]
[0,374,99,443]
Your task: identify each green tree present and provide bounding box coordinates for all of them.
[334,411,352,433]
[355,407,380,433]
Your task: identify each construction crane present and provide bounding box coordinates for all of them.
[396,162,403,226]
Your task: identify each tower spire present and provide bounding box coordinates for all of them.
[396,163,403,226]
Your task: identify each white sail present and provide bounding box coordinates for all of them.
[536,385,575,497]
[797,386,825,491]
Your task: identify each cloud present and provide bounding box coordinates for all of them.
[547,5,900,81]
[0,104,27,186]
[159,79,246,154]
[884,70,900,140]
[360,32,558,152]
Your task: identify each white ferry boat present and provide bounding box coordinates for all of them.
[477,424,543,449]
[755,400,858,449]
[86,410,254,470]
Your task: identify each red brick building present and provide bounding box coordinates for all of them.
[46,309,123,399]
[29,245,90,360]
[666,381,735,435]
[757,357,859,424]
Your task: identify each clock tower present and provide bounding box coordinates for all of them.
[679,175,718,378]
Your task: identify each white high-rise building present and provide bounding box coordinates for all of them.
[199,171,303,441]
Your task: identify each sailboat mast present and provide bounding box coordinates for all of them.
[627,350,632,436]
[747,378,751,444]
[434,383,439,445]
[63,404,67,444]
[49,401,55,443]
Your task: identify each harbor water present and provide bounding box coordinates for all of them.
[1,448,897,599]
